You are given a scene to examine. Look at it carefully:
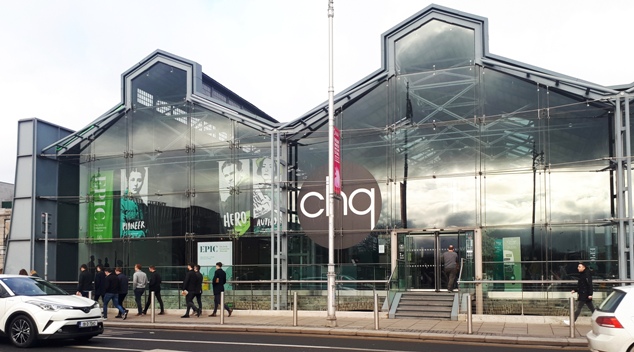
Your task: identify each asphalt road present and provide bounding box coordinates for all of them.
[0,328,587,352]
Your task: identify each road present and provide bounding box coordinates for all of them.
[0,328,587,351]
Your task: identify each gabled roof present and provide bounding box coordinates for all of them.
[43,50,279,157]
[284,4,625,139]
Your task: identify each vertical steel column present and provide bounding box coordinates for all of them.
[615,96,628,280]
[624,95,634,279]
[270,131,275,310]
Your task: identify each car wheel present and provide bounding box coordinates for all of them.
[9,315,37,348]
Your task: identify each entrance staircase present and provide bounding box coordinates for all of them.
[389,292,457,320]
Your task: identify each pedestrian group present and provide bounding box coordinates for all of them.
[77,260,231,319]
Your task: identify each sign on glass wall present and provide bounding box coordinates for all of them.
[120,167,148,238]
[88,170,113,242]
[198,241,233,291]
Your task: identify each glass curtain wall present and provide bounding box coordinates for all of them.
[76,62,274,288]
[288,17,615,295]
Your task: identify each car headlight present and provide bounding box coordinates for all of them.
[91,302,100,310]
[26,300,73,311]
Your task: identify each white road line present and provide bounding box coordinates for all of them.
[70,345,141,351]
[94,335,415,352]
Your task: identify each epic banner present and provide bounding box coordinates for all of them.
[88,170,113,243]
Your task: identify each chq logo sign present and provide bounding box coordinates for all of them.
[297,163,382,249]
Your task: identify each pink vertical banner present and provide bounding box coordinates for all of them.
[333,126,341,195]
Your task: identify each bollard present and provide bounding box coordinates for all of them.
[293,291,298,327]
[88,291,92,300]
[467,293,473,334]
[569,296,575,338]
[373,293,380,330]
[220,292,225,325]
[151,291,155,323]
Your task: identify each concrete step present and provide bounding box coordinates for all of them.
[397,305,450,312]
[396,311,452,319]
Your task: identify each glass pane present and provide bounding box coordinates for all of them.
[395,19,474,75]
[132,62,187,106]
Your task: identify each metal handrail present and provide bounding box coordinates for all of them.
[458,279,634,285]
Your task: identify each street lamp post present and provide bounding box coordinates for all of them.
[326,0,337,327]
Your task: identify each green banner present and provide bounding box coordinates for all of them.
[88,170,113,243]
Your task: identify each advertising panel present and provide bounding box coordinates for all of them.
[219,159,252,236]
[198,241,233,291]
[88,170,113,243]
[120,167,149,238]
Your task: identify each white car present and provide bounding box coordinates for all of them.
[0,275,103,348]
[587,285,634,352]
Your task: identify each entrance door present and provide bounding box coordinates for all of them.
[402,232,461,291]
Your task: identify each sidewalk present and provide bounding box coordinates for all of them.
[104,309,590,348]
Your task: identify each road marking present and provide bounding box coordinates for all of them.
[70,345,141,351]
[94,335,416,352]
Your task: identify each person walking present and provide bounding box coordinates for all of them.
[143,265,164,315]
[94,264,106,303]
[132,264,148,316]
[76,264,93,298]
[115,267,129,319]
[103,267,127,320]
[441,244,459,292]
[194,264,204,315]
[181,263,201,318]
[564,262,595,325]
[209,262,232,317]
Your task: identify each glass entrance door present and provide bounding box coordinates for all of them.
[402,232,463,291]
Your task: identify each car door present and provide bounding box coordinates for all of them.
[0,283,9,333]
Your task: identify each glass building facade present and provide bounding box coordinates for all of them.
[6,5,634,313]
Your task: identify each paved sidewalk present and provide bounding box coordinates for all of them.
[104,309,591,348]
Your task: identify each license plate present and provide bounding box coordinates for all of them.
[78,320,98,328]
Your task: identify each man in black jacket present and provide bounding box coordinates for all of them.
[143,265,164,315]
[194,265,204,315]
[115,267,129,319]
[94,264,106,303]
[76,264,93,298]
[209,262,232,317]
[565,262,595,325]
[181,263,201,318]
[103,267,127,320]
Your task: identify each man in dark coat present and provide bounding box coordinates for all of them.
[143,265,165,315]
[565,262,595,325]
[115,267,129,318]
[103,267,127,320]
[76,264,93,298]
[209,262,232,317]
[194,264,204,315]
[94,264,106,303]
[181,263,200,318]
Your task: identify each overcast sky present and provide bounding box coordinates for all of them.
[0,0,632,184]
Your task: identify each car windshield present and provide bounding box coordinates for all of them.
[597,289,626,313]
[2,277,69,296]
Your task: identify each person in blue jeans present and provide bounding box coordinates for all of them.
[103,267,127,320]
